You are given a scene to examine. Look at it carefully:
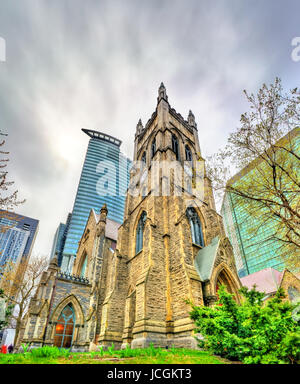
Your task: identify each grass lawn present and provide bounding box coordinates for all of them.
[0,346,231,364]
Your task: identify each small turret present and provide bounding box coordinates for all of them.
[99,203,108,223]
[49,255,59,271]
[157,82,168,103]
[136,118,144,135]
[188,110,197,128]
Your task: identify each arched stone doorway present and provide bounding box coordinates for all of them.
[217,269,234,294]
[213,264,241,304]
[53,304,75,348]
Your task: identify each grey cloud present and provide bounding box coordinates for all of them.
[0,0,299,256]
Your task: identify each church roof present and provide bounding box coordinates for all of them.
[240,268,284,295]
[92,209,120,241]
[194,236,220,281]
[105,219,120,241]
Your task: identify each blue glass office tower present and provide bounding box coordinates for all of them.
[61,129,131,272]
[50,213,71,266]
[0,210,39,267]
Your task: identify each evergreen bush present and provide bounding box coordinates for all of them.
[190,285,300,364]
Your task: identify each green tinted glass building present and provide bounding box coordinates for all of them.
[221,128,299,278]
[61,129,131,272]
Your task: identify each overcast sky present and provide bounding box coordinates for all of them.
[0,0,299,258]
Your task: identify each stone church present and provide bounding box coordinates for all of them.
[19,84,241,351]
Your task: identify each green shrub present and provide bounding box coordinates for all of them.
[21,343,30,355]
[107,343,116,356]
[190,285,300,364]
[97,345,106,357]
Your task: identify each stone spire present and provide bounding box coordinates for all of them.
[136,118,144,135]
[49,255,59,271]
[100,203,108,223]
[188,110,197,128]
[157,82,168,103]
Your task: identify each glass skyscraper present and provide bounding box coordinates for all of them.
[221,128,299,277]
[61,129,131,272]
[0,211,39,268]
[50,213,71,267]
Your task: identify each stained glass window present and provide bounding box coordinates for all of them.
[53,304,75,348]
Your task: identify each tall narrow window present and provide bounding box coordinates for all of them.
[185,145,192,162]
[53,304,75,348]
[141,152,146,166]
[172,135,179,160]
[136,211,147,254]
[151,139,156,158]
[186,207,204,247]
[80,255,87,277]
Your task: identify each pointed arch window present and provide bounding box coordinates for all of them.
[80,255,87,278]
[141,151,146,166]
[136,211,147,254]
[185,145,192,162]
[172,134,180,160]
[186,207,204,247]
[53,304,75,348]
[151,139,156,158]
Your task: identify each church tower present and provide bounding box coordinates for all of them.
[97,83,241,349]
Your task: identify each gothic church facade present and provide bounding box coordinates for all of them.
[20,84,241,350]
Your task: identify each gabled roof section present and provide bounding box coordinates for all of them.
[105,219,120,241]
[240,267,284,294]
[194,236,220,281]
[92,209,120,241]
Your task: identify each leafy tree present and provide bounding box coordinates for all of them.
[0,130,25,342]
[0,288,13,331]
[207,78,300,271]
[0,256,49,345]
[190,285,300,364]
[0,131,24,211]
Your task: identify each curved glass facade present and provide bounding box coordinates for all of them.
[61,130,131,272]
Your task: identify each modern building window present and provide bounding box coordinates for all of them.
[172,135,180,160]
[186,207,204,247]
[151,139,156,159]
[185,145,192,162]
[136,211,147,254]
[53,304,75,348]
